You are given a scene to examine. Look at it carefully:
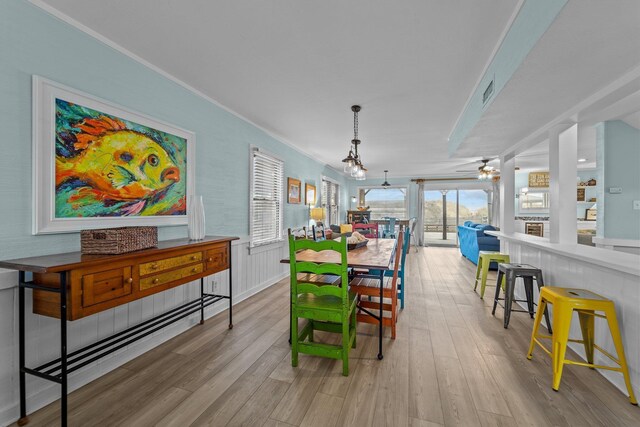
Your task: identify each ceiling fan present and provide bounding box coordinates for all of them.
[455,158,500,178]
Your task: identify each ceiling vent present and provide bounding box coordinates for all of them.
[482,78,494,105]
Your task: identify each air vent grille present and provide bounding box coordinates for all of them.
[482,79,494,105]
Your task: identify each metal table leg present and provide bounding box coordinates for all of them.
[60,272,68,427]
[228,244,233,329]
[377,270,384,360]
[18,271,28,426]
[199,277,205,325]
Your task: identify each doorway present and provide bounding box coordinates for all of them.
[423,189,490,247]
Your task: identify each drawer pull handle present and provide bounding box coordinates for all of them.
[127,278,133,284]
[207,258,213,262]
[150,263,159,270]
[152,278,159,284]
[191,255,197,261]
[191,268,198,273]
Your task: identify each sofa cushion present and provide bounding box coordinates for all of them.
[474,224,496,232]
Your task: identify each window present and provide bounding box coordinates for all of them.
[321,178,340,225]
[250,148,284,247]
[358,187,407,220]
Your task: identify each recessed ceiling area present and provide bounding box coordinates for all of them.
[33,0,640,178]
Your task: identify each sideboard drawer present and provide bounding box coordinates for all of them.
[205,245,229,272]
[139,251,202,276]
[82,266,133,307]
[140,263,204,291]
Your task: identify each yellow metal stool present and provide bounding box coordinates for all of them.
[527,287,637,405]
[474,251,510,299]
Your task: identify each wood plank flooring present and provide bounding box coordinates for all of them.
[20,247,640,426]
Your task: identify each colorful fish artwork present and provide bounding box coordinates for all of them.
[55,99,187,218]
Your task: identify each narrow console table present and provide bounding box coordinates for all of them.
[0,235,238,426]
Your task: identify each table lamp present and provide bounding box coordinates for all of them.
[310,207,325,229]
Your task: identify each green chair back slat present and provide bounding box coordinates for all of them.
[297,283,342,298]
[293,237,346,253]
[295,262,344,276]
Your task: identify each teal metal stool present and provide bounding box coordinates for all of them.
[474,251,510,299]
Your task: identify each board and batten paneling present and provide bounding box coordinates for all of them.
[503,239,640,400]
[0,238,289,426]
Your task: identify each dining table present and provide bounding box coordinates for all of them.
[280,237,397,360]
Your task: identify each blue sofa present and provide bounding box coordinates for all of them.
[457,221,500,265]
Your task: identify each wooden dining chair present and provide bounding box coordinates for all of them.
[311,224,326,241]
[287,228,341,344]
[288,236,357,376]
[349,230,403,339]
[382,217,397,239]
[353,222,378,238]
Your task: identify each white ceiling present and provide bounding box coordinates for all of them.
[36,0,519,177]
[35,0,640,178]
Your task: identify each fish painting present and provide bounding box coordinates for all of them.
[55,99,187,218]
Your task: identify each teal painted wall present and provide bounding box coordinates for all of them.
[596,120,640,239]
[448,0,567,154]
[0,0,347,259]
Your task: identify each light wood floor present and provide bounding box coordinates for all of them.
[22,247,640,426]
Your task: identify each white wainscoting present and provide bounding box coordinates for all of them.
[0,237,289,426]
[500,237,640,400]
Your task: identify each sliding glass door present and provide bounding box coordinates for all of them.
[423,188,490,247]
[424,190,457,246]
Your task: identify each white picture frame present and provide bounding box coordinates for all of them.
[32,76,196,234]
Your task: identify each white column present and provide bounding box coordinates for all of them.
[549,124,578,244]
[500,154,515,234]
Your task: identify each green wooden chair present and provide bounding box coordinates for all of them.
[289,235,357,376]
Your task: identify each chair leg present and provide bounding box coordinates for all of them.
[474,257,483,292]
[523,277,535,318]
[291,309,299,367]
[577,310,595,366]
[351,304,357,349]
[391,291,397,340]
[528,298,546,360]
[492,271,503,315]
[480,258,492,299]
[308,320,314,343]
[535,274,552,334]
[551,302,572,391]
[503,273,515,329]
[604,306,638,405]
[399,271,405,309]
[342,312,350,376]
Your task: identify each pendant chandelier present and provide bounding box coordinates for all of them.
[381,170,391,188]
[342,105,366,180]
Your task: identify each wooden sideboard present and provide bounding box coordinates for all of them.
[0,235,238,426]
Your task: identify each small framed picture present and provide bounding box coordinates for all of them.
[287,178,301,204]
[577,187,585,202]
[305,183,316,205]
[525,222,544,237]
[585,208,597,221]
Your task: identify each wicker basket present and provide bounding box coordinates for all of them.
[81,226,158,255]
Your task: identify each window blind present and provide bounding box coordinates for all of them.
[250,149,284,246]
